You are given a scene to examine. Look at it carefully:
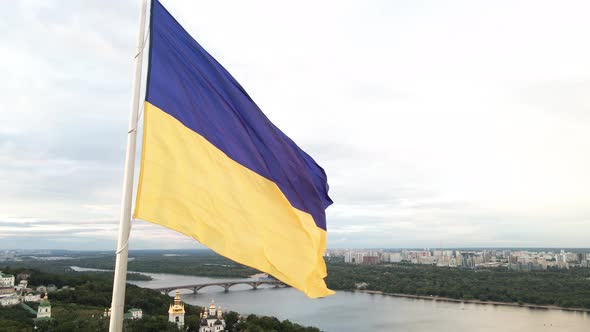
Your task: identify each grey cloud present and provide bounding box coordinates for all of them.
[0,219,117,226]
[0,222,35,228]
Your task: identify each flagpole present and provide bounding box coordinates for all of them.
[109,0,148,331]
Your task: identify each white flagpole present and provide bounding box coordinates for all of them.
[109,0,148,331]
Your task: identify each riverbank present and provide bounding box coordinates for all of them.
[356,290,590,313]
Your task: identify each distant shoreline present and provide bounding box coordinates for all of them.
[355,290,590,313]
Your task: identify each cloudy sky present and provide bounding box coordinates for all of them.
[1,0,589,250]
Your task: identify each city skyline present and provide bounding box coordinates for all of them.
[2,0,590,250]
[334,248,590,269]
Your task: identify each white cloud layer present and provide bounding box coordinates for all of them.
[1,0,589,250]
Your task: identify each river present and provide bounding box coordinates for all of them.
[71,266,590,331]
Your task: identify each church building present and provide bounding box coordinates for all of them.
[168,290,185,329]
[165,290,227,331]
[199,300,227,332]
[37,293,51,319]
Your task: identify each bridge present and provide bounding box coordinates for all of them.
[153,280,288,295]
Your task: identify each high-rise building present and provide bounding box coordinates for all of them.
[362,256,380,265]
[344,251,366,264]
[461,253,475,269]
[389,253,402,263]
[344,252,353,263]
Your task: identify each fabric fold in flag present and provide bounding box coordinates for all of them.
[134,0,334,298]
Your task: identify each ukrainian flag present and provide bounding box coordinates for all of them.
[134,0,334,298]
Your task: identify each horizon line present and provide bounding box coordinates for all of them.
[2,247,590,252]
